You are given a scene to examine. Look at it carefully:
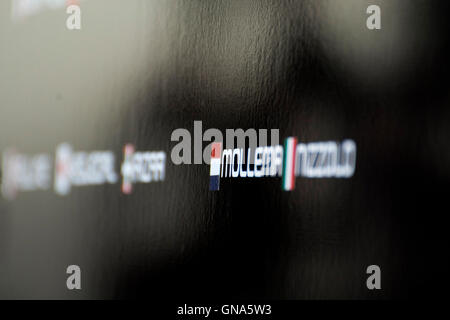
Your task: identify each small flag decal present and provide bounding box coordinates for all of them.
[121,144,135,194]
[282,137,297,191]
[209,142,222,191]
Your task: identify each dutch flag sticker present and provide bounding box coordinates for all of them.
[209,142,222,191]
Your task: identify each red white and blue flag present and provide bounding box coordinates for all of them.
[209,142,222,191]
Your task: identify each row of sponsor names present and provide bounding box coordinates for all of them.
[0,136,356,199]
[1,143,165,199]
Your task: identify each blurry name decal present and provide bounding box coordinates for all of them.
[121,144,166,194]
[54,143,117,195]
[1,149,51,199]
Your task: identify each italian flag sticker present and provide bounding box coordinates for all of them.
[282,137,297,191]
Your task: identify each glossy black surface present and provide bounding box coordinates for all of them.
[0,0,449,299]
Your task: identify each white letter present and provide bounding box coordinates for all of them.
[231,149,240,177]
[194,121,203,164]
[66,5,81,30]
[171,129,191,165]
[66,265,81,290]
[366,265,381,289]
[272,145,283,177]
[254,147,264,177]
[366,5,381,30]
